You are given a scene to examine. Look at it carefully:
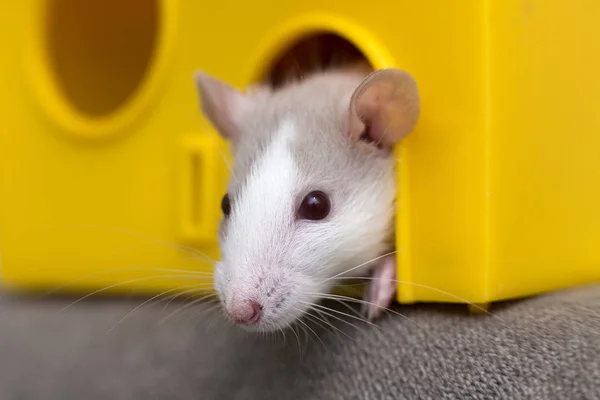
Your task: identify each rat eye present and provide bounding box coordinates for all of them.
[221,193,231,217]
[298,191,331,220]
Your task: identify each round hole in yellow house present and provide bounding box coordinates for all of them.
[26,0,177,140]
[246,13,395,87]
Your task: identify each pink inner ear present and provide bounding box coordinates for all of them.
[347,88,392,151]
[358,94,389,144]
[195,71,252,141]
[346,108,366,140]
[348,69,420,150]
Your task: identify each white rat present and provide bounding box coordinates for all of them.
[194,64,420,332]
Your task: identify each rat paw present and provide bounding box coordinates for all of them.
[361,254,397,321]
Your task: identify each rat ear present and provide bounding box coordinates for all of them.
[348,68,420,150]
[194,71,253,140]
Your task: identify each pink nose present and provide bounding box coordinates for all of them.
[227,300,262,325]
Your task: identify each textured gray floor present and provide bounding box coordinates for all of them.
[0,284,598,400]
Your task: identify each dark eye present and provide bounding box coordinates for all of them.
[221,193,231,217]
[297,191,331,220]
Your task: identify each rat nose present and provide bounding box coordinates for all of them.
[227,300,262,325]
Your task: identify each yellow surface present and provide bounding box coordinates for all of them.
[1,0,599,303]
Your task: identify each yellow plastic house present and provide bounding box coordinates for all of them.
[1,0,599,305]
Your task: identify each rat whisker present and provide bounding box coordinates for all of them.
[268,329,277,345]
[321,250,398,283]
[55,274,212,314]
[159,286,214,313]
[301,300,390,335]
[103,285,201,335]
[329,277,500,320]
[332,282,366,288]
[158,293,217,324]
[219,312,235,332]
[189,300,222,324]
[42,267,213,297]
[99,244,215,265]
[302,310,342,342]
[284,321,303,354]
[295,318,310,350]
[294,318,310,349]
[292,307,326,350]
[43,225,217,263]
[306,308,351,341]
[301,311,328,332]
[303,292,420,327]
[153,285,215,312]
[329,297,366,318]
[183,256,213,262]
[277,326,288,346]
[148,286,213,320]
[300,302,362,341]
[199,304,228,334]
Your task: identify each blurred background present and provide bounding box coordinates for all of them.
[0,0,599,399]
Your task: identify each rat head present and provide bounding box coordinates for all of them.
[194,67,420,332]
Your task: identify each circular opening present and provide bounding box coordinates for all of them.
[263,33,373,89]
[45,0,159,118]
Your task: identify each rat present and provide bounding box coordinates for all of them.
[193,63,420,332]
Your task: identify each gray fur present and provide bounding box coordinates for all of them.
[196,68,402,332]
[226,70,396,239]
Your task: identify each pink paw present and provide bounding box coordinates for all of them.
[362,254,397,321]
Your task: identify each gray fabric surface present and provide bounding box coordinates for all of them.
[0,284,598,400]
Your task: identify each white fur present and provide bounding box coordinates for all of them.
[197,67,419,333]
[225,120,297,258]
[215,118,396,332]
[216,120,314,331]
